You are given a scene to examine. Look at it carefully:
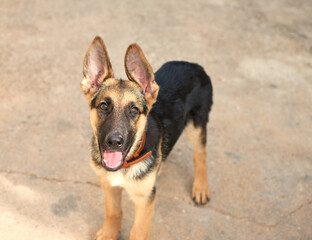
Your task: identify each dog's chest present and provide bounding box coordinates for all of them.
[107,171,127,187]
[106,161,149,187]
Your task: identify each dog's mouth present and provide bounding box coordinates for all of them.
[101,149,129,171]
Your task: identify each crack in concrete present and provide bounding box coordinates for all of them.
[204,205,277,228]
[2,168,311,231]
[201,200,312,229]
[275,200,312,225]
[0,169,100,188]
[157,194,312,229]
[156,194,278,228]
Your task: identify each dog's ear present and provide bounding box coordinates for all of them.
[81,36,114,100]
[124,43,159,106]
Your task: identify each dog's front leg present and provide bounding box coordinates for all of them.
[95,176,122,240]
[128,176,156,240]
[130,195,155,240]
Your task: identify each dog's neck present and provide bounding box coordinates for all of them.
[122,133,152,168]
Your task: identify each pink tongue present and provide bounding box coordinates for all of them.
[103,151,123,168]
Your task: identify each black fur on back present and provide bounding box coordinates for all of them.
[146,61,213,160]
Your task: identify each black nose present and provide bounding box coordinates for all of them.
[107,135,124,149]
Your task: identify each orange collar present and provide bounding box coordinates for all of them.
[122,133,152,168]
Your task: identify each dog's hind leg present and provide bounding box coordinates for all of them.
[184,122,210,205]
[95,176,123,240]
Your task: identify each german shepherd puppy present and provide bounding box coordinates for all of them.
[81,36,213,240]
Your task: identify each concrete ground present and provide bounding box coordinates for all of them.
[0,0,311,239]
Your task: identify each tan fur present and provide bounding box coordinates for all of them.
[124,43,159,108]
[130,198,155,240]
[90,108,98,135]
[90,138,162,240]
[126,116,146,160]
[81,37,114,103]
[95,176,122,240]
[184,123,210,204]
[82,37,162,239]
[87,79,159,239]
[89,78,150,162]
[81,77,97,103]
[91,154,160,240]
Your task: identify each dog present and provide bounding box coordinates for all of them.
[80,36,213,240]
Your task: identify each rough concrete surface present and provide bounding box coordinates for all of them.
[0,0,311,239]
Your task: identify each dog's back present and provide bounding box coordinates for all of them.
[151,61,213,160]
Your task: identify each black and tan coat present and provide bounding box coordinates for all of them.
[81,36,213,240]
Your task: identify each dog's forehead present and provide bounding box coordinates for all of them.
[92,78,144,108]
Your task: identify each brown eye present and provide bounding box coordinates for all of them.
[99,102,108,111]
[130,106,139,115]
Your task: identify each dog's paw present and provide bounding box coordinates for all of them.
[192,181,210,205]
[94,224,120,240]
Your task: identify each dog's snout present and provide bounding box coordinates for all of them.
[107,135,124,149]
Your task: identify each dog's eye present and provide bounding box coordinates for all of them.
[99,102,108,111]
[130,106,139,115]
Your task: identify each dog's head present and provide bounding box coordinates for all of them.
[81,36,159,171]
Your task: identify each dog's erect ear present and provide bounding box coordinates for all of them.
[125,44,159,105]
[81,36,114,99]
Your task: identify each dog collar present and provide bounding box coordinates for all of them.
[122,133,152,168]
